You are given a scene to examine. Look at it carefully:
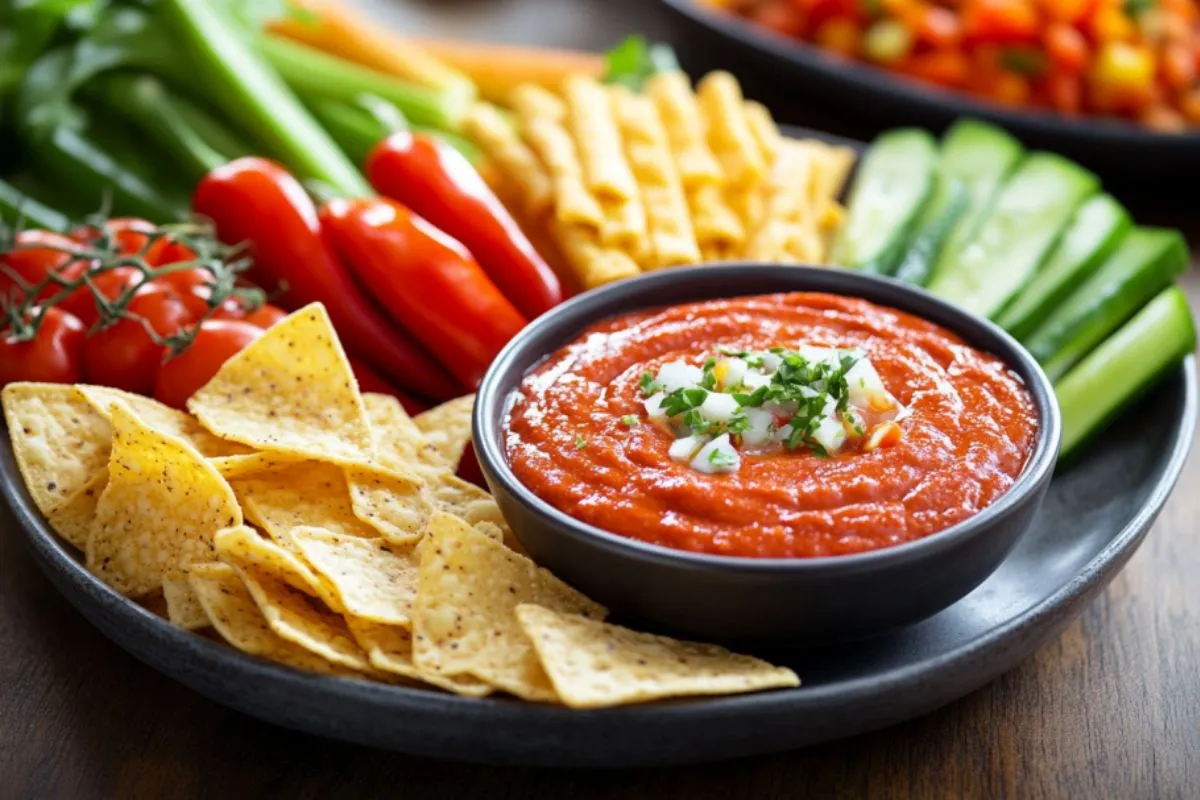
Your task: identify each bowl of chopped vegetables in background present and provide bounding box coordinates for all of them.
[661,0,1200,188]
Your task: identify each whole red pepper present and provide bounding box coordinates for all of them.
[192,157,459,402]
[320,196,528,390]
[366,131,563,319]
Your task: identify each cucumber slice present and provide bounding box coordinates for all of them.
[892,174,968,286]
[830,128,936,275]
[926,120,1024,286]
[1056,286,1196,461]
[995,194,1132,339]
[1027,227,1190,381]
[928,152,1099,318]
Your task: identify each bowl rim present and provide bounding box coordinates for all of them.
[474,263,1062,574]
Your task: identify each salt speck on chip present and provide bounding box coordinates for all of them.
[188,303,374,466]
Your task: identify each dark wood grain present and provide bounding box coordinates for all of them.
[2,2,1198,797]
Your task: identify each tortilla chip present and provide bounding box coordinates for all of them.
[430,474,510,533]
[234,461,376,546]
[2,383,110,516]
[363,393,445,480]
[214,525,342,611]
[45,473,106,551]
[413,512,605,701]
[289,527,419,627]
[235,563,370,671]
[516,604,799,708]
[76,384,242,458]
[87,404,242,597]
[188,562,359,676]
[345,465,430,545]
[345,617,493,697]
[163,569,210,630]
[472,520,506,544]
[188,303,373,466]
[413,394,475,470]
[209,451,305,480]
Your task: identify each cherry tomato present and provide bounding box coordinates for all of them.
[154,319,263,409]
[241,303,287,329]
[0,306,85,386]
[58,267,145,329]
[0,230,90,307]
[211,298,287,329]
[147,238,197,267]
[155,266,216,317]
[82,284,197,395]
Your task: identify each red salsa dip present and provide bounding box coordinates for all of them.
[504,292,1039,559]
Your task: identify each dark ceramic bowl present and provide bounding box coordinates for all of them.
[474,265,1061,646]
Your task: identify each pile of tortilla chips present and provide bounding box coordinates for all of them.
[2,303,798,707]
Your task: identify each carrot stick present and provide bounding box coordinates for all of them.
[411,39,605,104]
[267,0,476,102]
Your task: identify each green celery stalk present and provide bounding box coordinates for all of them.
[160,0,368,195]
[306,97,480,168]
[261,35,468,133]
[88,73,251,183]
[26,125,185,222]
[0,179,70,232]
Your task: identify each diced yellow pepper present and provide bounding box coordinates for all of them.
[1090,41,1155,93]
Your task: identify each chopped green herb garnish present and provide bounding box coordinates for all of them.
[639,371,658,396]
[708,447,737,468]
[620,415,640,428]
[574,435,588,450]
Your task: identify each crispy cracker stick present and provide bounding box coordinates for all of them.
[698,71,767,187]
[600,196,648,257]
[564,76,638,202]
[554,224,640,288]
[512,85,604,230]
[464,103,554,217]
[610,87,700,268]
[743,100,783,167]
[689,183,744,255]
[744,141,818,259]
[646,71,723,189]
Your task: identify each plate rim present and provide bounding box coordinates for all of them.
[661,0,1200,148]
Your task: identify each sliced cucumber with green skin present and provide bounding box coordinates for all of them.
[927,152,1100,318]
[1056,286,1196,461]
[1027,227,1190,382]
[830,128,936,275]
[995,194,1132,339]
[926,120,1024,286]
[892,175,968,286]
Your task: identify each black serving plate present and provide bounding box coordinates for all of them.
[0,120,1196,765]
[661,0,1200,185]
[0,357,1192,768]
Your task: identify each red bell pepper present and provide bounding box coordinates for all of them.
[192,157,460,402]
[366,131,563,319]
[320,196,527,390]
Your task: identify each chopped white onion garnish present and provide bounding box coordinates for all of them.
[699,392,739,423]
[657,361,703,393]
[643,391,668,419]
[669,435,708,463]
[637,343,905,474]
[690,434,739,474]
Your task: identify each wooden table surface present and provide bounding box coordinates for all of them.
[3,2,1198,797]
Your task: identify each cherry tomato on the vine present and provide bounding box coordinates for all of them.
[58,267,146,329]
[82,283,197,395]
[154,319,263,409]
[0,306,85,386]
[212,299,287,329]
[155,266,216,318]
[0,230,90,307]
